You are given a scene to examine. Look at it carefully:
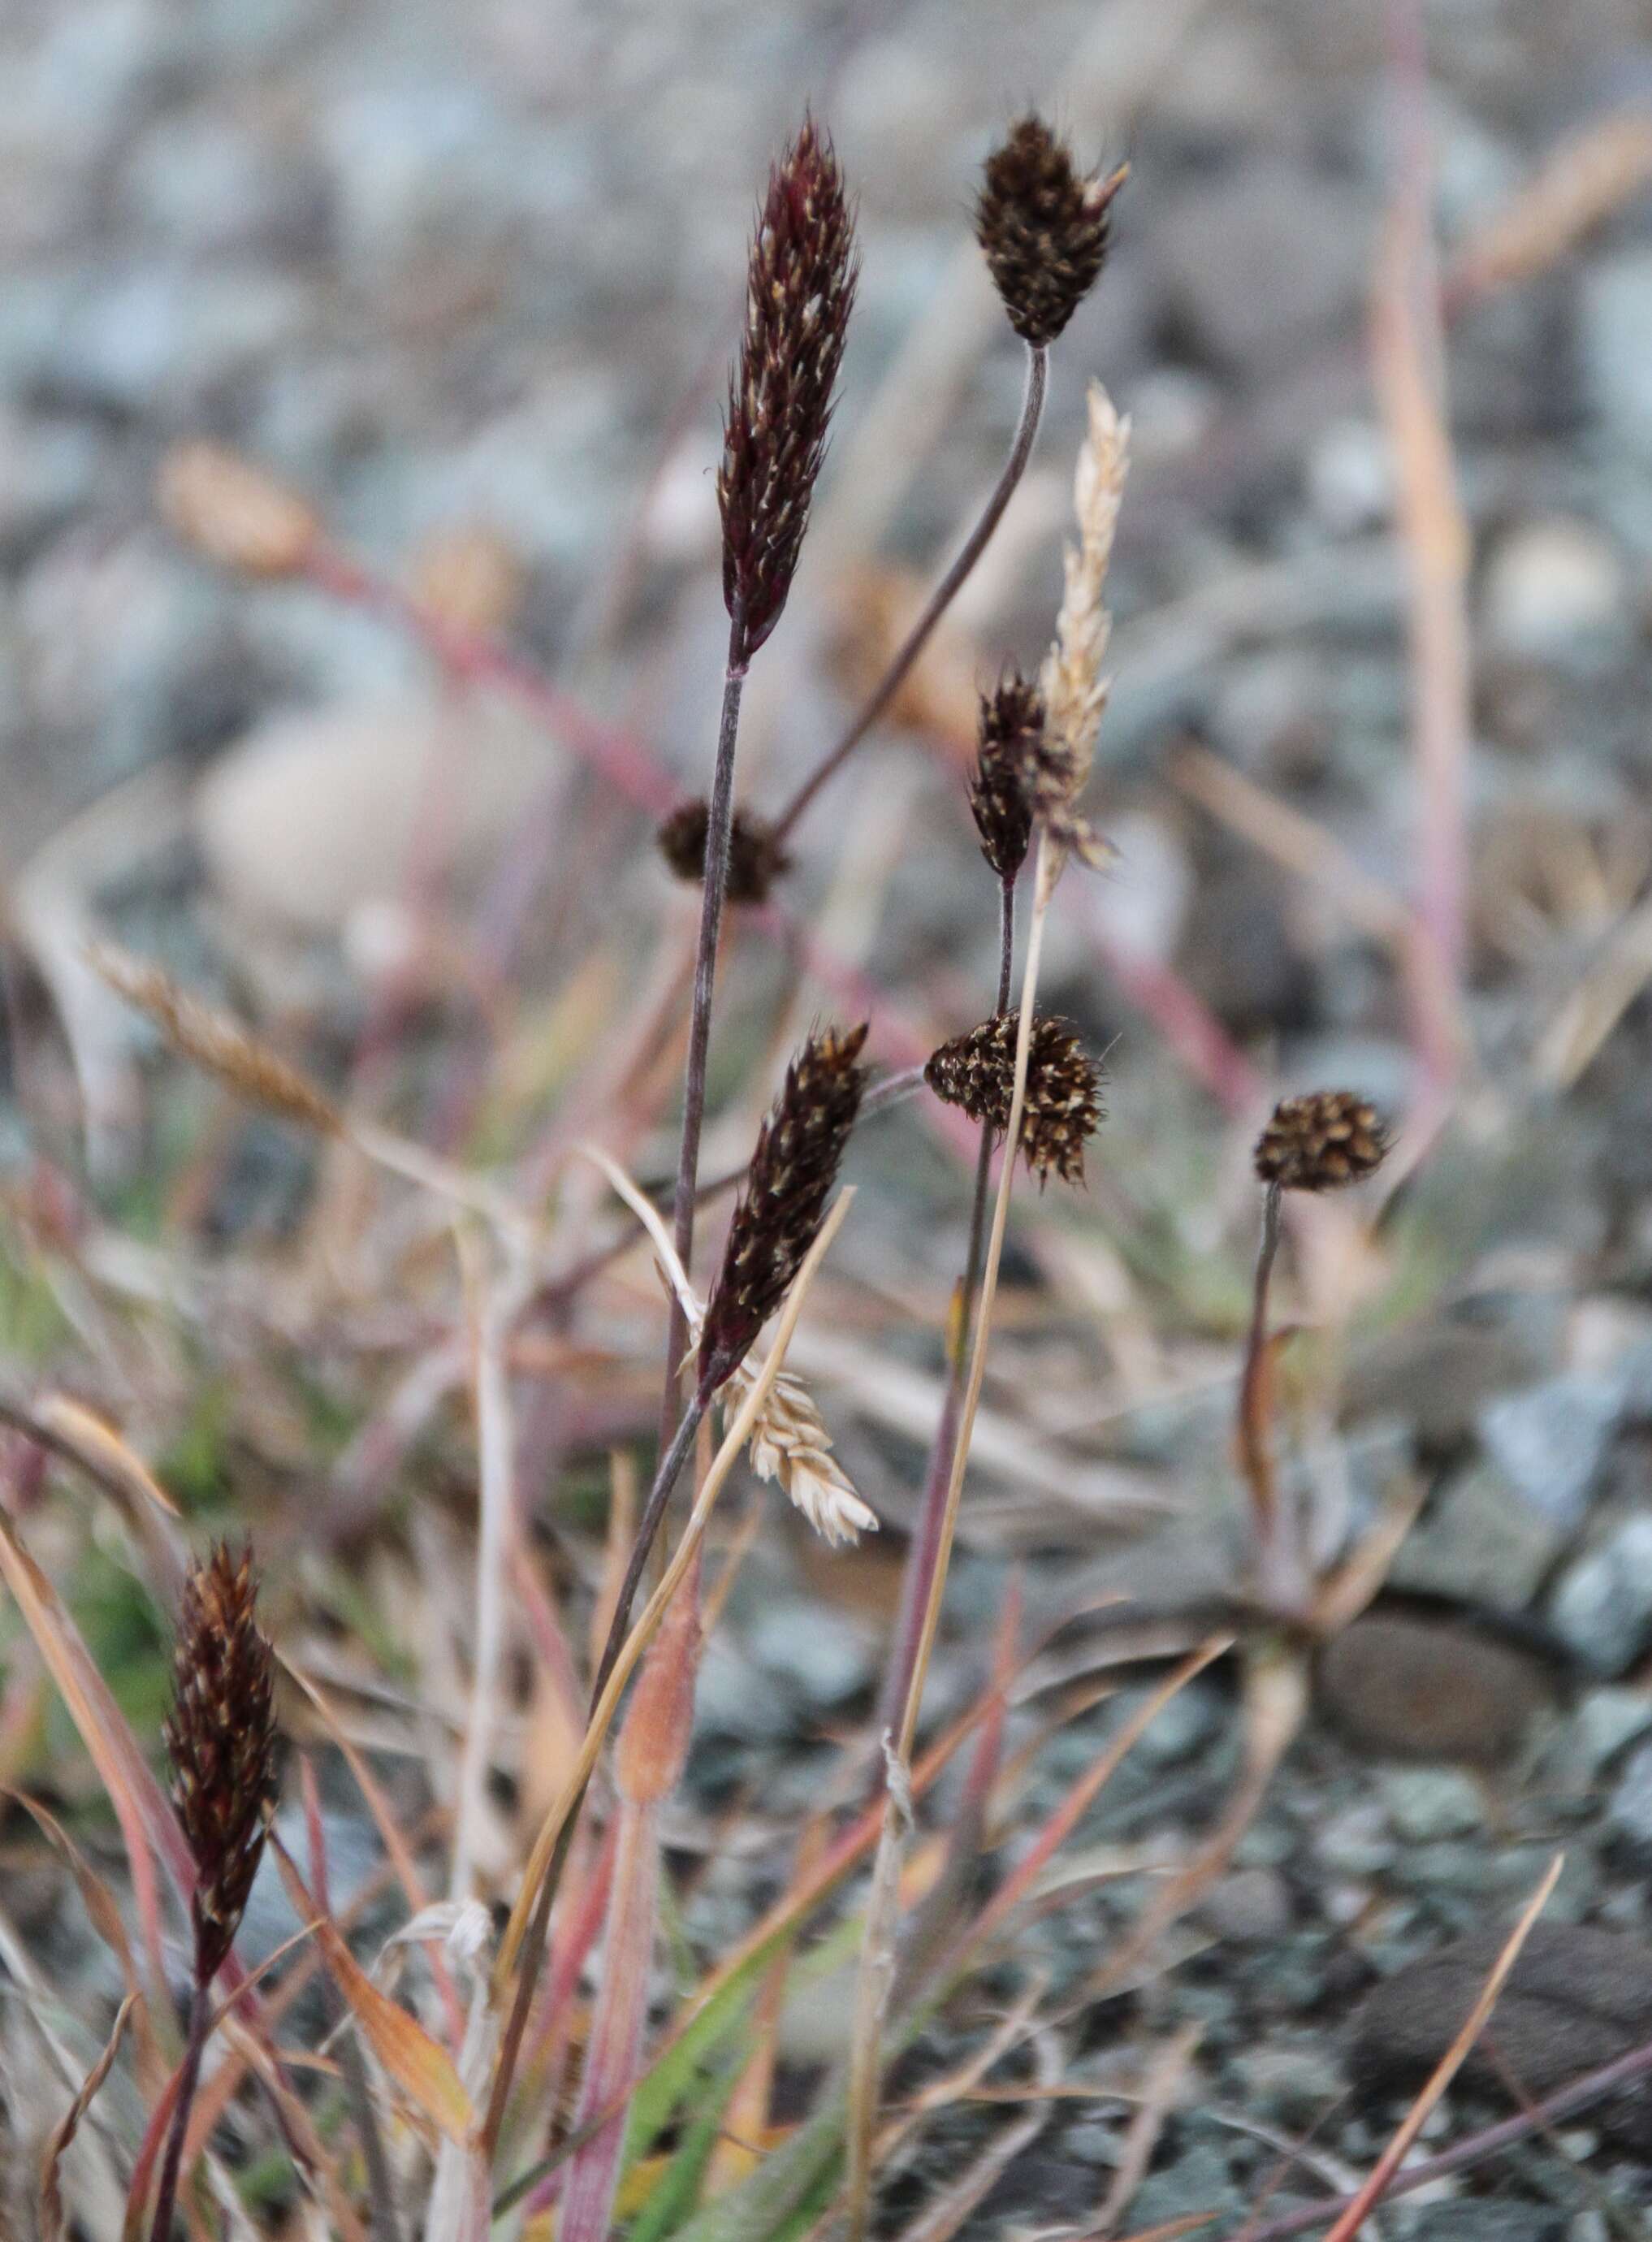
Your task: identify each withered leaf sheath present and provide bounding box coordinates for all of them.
[656,796,793,907]
[968,672,1042,884]
[1253,1090,1389,1192]
[926,1011,1104,1187]
[166,1544,279,1980]
[699,1021,869,1387]
[975,116,1127,349]
[718,117,858,668]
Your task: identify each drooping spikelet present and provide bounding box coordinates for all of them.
[718,118,858,667]
[975,117,1127,350]
[656,796,792,906]
[158,441,320,580]
[967,673,1041,885]
[699,1022,869,1387]
[925,1011,1103,1187]
[1253,1091,1389,1192]
[720,1356,878,1545]
[88,944,342,1136]
[166,1545,279,1978]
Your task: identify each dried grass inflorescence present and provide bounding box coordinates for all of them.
[656,796,792,906]
[158,440,320,580]
[975,116,1126,350]
[166,1544,279,1977]
[88,945,342,1137]
[967,673,1041,885]
[699,1021,869,1386]
[1037,382,1130,873]
[719,117,858,667]
[1253,1090,1390,1192]
[926,1011,1103,1186]
[720,1356,878,1545]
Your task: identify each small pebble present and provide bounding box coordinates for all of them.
[1380,1768,1485,1843]
[1481,518,1627,660]
[1551,1516,1652,1674]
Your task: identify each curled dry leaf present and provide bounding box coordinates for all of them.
[269,1837,473,2143]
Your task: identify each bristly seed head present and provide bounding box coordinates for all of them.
[656,796,792,907]
[925,1011,1104,1187]
[968,672,1041,885]
[166,1543,279,1980]
[699,1021,869,1387]
[975,117,1127,350]
[1253,1090,1390,1192]
[718,116,858,669]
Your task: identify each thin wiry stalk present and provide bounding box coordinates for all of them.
[1237,1182,1302,1617]
[148,1982,209,2242]
[772,345,1047,842]
[846,833,1056,2242]
[451,1278,515,1902]
[482,1194,854,2160]
[657,625,747,1454]
[879,875,1014,1734]
[590,1387,708,1713]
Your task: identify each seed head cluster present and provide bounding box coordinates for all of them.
[967,673,1041,885]
[975,116,1126,350]
[699,1022,869,1387]
[165,1544,279,1979]
[719,118,858,667]
[1253,1090,1389,1193]
[926,1011,1104,1187]
[656,796,792,907]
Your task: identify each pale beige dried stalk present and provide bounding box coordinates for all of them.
[1037,379,1131,876]
[87,944,342,1136]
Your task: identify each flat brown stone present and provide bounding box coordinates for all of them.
[1352,1923,1652,2109]
[1317,1612,1553,1766]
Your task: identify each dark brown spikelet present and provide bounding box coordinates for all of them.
[967,673,1041,884]
[166,1544,279,1979]
[656,796,793,907]
[1253,1090,1389,1192]
[925,1011,1104,1187]
[718,117,858,668]
[699,1021,869,1387]
[975,117,1127,349]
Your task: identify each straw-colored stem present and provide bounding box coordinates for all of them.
[773,345,1047,841]
[845,832,1054,2242]
[481,1189,854,2156]
[879,875,1014,1734]
[589,1387,708,1712]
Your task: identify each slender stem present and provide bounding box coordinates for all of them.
[772,346,1048,842]
[149,1976,210,2242]
[486,1386,707,2170]
[658,620,749,1458]
[1238,1182,1302,1614]
[879,876,1015,1734]
[848,838,1054,2242]
[484,1196,852,2159]
[590,1387,707,1714]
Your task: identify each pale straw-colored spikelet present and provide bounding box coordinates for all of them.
[88,945,342,1136]
[720,1357,879,1546]
[158,440,319,580]
[1037,381,1131,872]
[573,1136,877,1546]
